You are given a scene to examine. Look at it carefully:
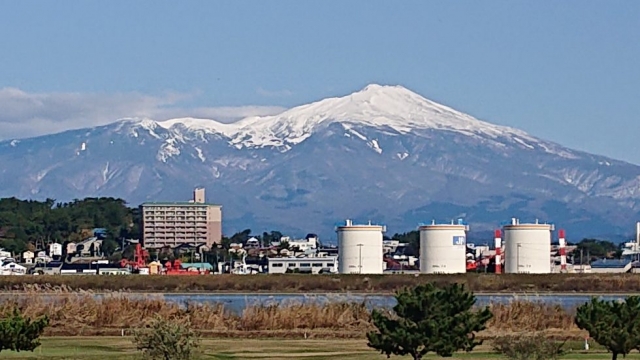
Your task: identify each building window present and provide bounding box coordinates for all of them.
[326,263,334,267]
[288,263,296,268]
[312,263,322,267]
[300,263,310,268]
[271,263,284,267]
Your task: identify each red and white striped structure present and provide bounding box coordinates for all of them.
[558,229,567,272]
[494,229,502,274]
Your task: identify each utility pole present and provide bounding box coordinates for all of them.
[517,244,521,273]
[357,244,363,274]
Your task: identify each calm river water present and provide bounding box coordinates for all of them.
[103,293,629,314]
[2,293,630,314]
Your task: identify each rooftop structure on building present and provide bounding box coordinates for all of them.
[282,234,319,252]
[141,188,222,248]
[621,222,640,261]
[590,259,633,273]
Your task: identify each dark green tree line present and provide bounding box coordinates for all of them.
[0,197,140,254]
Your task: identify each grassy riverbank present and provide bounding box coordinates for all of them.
[1,291,577,339]
[0,337,633,359]
[2,273,640,293]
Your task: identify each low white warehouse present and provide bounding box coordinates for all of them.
[267,256,338,274]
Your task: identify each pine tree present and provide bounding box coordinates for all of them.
[0,308,49,353]
[575,296,640,360]
[367,283,493,360]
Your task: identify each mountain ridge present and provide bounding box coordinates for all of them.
[1,84,639,241]
[115,84,541,150]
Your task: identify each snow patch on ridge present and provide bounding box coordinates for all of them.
[195,147,206,162]
[368,139,382,154]
[136,119,162,139]
[513,137,535,150]
[158,117,235,134]
[157,138,181,162]
[102,162,109,183]
[343,126,368,141]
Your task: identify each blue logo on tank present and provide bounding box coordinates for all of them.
[453,236,466,246]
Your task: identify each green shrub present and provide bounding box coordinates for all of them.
[492,333,565,360]
[0,308,49,353]
[132,315,200,360]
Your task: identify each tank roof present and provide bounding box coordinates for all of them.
[418,223,468,228]
[503,223,554,229]
[336,225,386,231]
[502,218,554,229]
[336,219,386,229]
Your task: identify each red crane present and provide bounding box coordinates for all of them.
[119,243,149,271]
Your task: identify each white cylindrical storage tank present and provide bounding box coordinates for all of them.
[503,219,554,274]
[419,223,469,274]
[337,219,385,274]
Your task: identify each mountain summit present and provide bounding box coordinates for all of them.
[1,84,640,240]
[156,84,535,151]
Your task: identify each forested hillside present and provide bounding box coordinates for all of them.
[0,197,140,254]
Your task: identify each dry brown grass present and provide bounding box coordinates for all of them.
[0,293,374,337]
[2,273,640,293]
[487,300,576,332]
[0,292,584,339]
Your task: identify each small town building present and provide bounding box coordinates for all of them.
[66,242,77,254]
[22,251,34,264]
[148,260,162,274]
[49,243,63,257]
[180,262,214,272]
[267,256,338,274]
[140,188,222,248]
[590,259,632,273]
[1,262,26,275]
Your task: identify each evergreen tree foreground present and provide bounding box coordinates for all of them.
[0,308,49,353]
[575,296,640,360]
[367,283,493,360]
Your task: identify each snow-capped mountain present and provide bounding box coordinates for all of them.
[2,84,640,240]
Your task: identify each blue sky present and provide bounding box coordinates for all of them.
[1,1,639,163]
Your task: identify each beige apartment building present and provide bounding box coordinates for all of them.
[140,188,222,248]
